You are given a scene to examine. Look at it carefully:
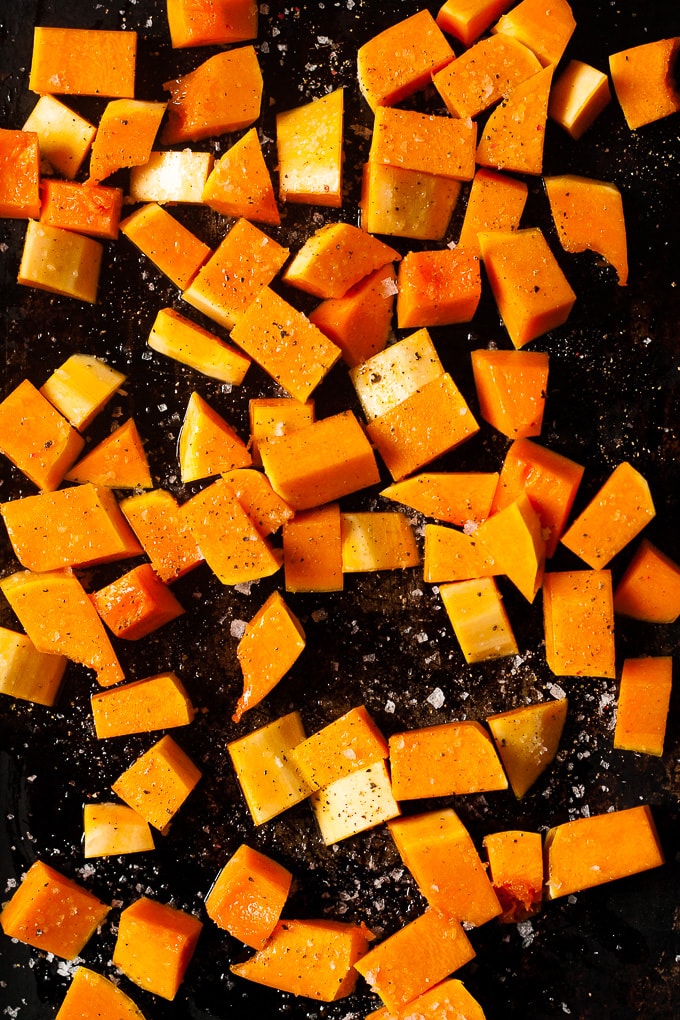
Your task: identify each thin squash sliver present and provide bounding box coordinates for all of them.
[148,307,251,385]
[381,471,498,526]
[233,590,305,723]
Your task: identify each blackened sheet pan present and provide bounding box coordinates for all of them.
[1,1,679,1018]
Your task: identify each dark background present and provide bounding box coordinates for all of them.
[1,1,679,1018]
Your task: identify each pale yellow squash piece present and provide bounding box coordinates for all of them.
[0,626,67,707]
[41,354,126,431]
[228,711,312,825]
[18,221,102,303]
[277,88,344,207]
[487,698,568,798]
[83,803,155,858]
[440,576,519,663]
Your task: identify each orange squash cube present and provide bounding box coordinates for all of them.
[423,522,497,584]
[613,539,680,624]
[340,512,420,573]
[476,491,546,602]
[29,27,137,98]
[457,168,528,256]
[436,0,514,47]
[609,37,680,130]
[222,467,294,538]
[396,247,481,328]
[65,418,153,490]
[433,34,541,119]
[614,656,672,757]
[282,221,400,300]
[41,353,126,432]
[370,106,477,181]
[381,471,498,526]
[290,705,389,791]
[491,0,576,68]
[202,128,279,225]
[545,174,628,286]
[483,829,544,922]
[128,149,213,205]
[166,0,257,47]
[113,897,202,1000]
[0,128,40,218]
[112,735,202,833]
[0,378,84,491]
[178,391,251,484]
[309,264,397,368]
[39,179,123,240]
[542,569,616,678]
[91,564,185,641]
[120,488,204,583]
[439,576,519,663]
[55,965,148,1020]
[205,844,292,949]
[88,100,166,184]
[121,203,211,290]
[476,65,554,176]
[282,503,344,593]
[471,348,549,439]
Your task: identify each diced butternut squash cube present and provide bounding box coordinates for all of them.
[487,698,568,798]
[396,247,481,328]
[361,159,461,241]
[178,391,251,484]
[476,65,553,176]
[542,569,615,678]
[128,149,213,204]
[227,711,312,825]
[381,471,498,526]
[433,34,542,119]
[389,719,508,800]
[121,203,211,290]
[91,563,185,640]
[545,174,628,286]
[0,128,40,218]
[560,461,655,567]
[205,844,292,949]
[439,576,519,663]
[311,761,400,845]
[476,492,546,602]
[283,503,344,593]
[55,965,148,1020]
[290,705,389,790]
[233,590,305,723]
[113,897,202,1000]
[614,656,672,757]
[18,220,103,303]
[222,467,294,538]
[112,735,201,833]
[458,168,528,256]
[0,860,109,960]
[341,512,420,573]
[609,38,680,130]
[357,10,454,112]
[283,221,400,300]
[351,329,443,421]
[41,354,126,431]
[436,0,514,48]
[545,805,664,899]
[277,88,344,207]
[370,106,476,181]
[166,0,257,47]
[0,626,67,707]
[309,264,397,369]
[491,0,576,68]
[549,59,612,139]
[0,378,84,491]
[423,522,497,584]
[471,348,548,439]
[120,489,203,583]
[23,95,96,179]
[83,803,155,858]
[389,809,502,927]
[148,307,251,385]
[39,179,123,240]
[478,228,576,348]
[202,128,279,225]
[88,100,166,184]
[483,829,544,922]
[613,539,680,624]
[29,27,137,98]
[92,672,195,740]
[248,397,315,467]
[65,418,153,490]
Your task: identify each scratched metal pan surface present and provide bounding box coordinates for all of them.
[0,1,679,1018]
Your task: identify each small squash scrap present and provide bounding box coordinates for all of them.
[542,569,615,678]
[22,95,96,179]
[0,378,84,491]
[282,221,400,300]
[476,65,554,176]
[389,719,508,799]
[18,220,103,303]
[282,503,344,593]
[112,735,202,833]
[121,202,211,289]
[549,59,612,139]
[0,625,67,707]
[471,348,549,439]
[483,830,544,922]
[613,539,680,624]
[65,418,153,490]
[88,100,167,184]
[202,127,280,225]
[28,27,137,98]
[276,88,344,207]
[609,37,680,130]
[178,391,252,484]
[113,897,202,1000]
[91,671,195,739]
[55,966,147,1020]
[0,128,40,218]
[205,843,292,949]
[91,563,185,640]
[309,264,397,368]
[613,656,672,757]
[83,803,155,858]
[486,698,568,798]
[0,859,109,959]
[439,577,519,663]
[433,34,542,119]
[545,174,628,285]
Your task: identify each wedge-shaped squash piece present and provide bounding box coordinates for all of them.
[561,461,655,567]
[283,503,344,593]
[491,0,575,67]
[55,966,148,1020]
[436,0,514,47]
[492,437,585,558]
[545,174,628,286]
[389,809,502,927]
[483,829,544,922]
[28,27,137,98]
[283,222,400,300]
[0,626,67,707]
[476,66,553,176]
[0,569,123,687]
[614,656,672,757]
[609,38,680,131]
[166,0,257,47]
[182,476,281,586]
[476,492,546,602]
[277,88,344,207]
[1,482,141,572]
[549,59,612,139]
[389,719,508,800]
[65,419,152,490]
[351,329,443,421]
[309,264,396,368]
[205,844,292,949]
[543,569,615,678]
[83,803,155,858]
[259,410,380,511]
[41,354,126,432]
[289,705,389,790]
[178,391,251,484]
[112,735,201,833]
[382,471,498,526]
[0,129,40,218]
[487,698,568,798]
[423,522,496,584]
[458,168,528,255]
[613,539,680,624]
[361,160,462,241]
[439,576,519,664]
[478,228,576,347]
[148,307,251,385]
[396,247,481,328]
[231,918,374,1001]
[233,590,305,723]
[0,379,84,491]
[230,286,342,402]
[354,908,474,1014]
[311,761,400,845]
[222,467,294,537]
[183,217,289,331]
[91,671,195,739]
[161,47,262,144]
[202,128,279,225]
[0,860,109,960]
[545,805,664,899]
[88,100,166,184]
[91,563,184,640]
[341,512,420,572]
[121,203,211,290]
[249,397,315,467]
[120,489,203,583]
[128,149,213,204]
[471,348,548,439]
[18,221,102,303]
[364,977,486,1020]
[370,106,476,181]
[23,95,96,179]
[227,711,312,825]
[357,9,454,112]
[113,897,202,1001]
[433,34,542,119]
[39,179,123,240]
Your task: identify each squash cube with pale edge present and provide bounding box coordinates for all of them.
[361,159,462,241]
[121,203,211,290]
[83,803,155,858]
[23,95,96,179]
[227,711,312,825]
[205,843,292,949]
[436,0,515,47]
[178,391,252,484]
[487,698,568,798]
[120,488,204,583]
[113,897,202,1001]
[389,809,502,927]
[439,576,519,663]
[65,418,153,490]
[289,705,388,790]
[549,60,612,139]
[128,149,213,204]
[542,570,615,678]
[613,656,672,757]
[311,761,400,845]
[233,590,305,723]
[40,354,126,432]
[55,966,148,1020]
[28,27,137,97]
[277,88,344,207]
[0,626,67,707]
[148,307,251,385]
[18,221,103,303]
[0,860,109,960]
[389,720,508,800]
[282,221,400,300]
[0,379,84,492]
[340,512,420,572]
[351,328,443,421]
[614,539,680,623]
[112,735,202,833]
[483,830,544,922]
[91,671,195,739]
[166,0,257,47]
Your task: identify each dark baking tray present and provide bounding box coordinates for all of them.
[1,1,679,1018]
